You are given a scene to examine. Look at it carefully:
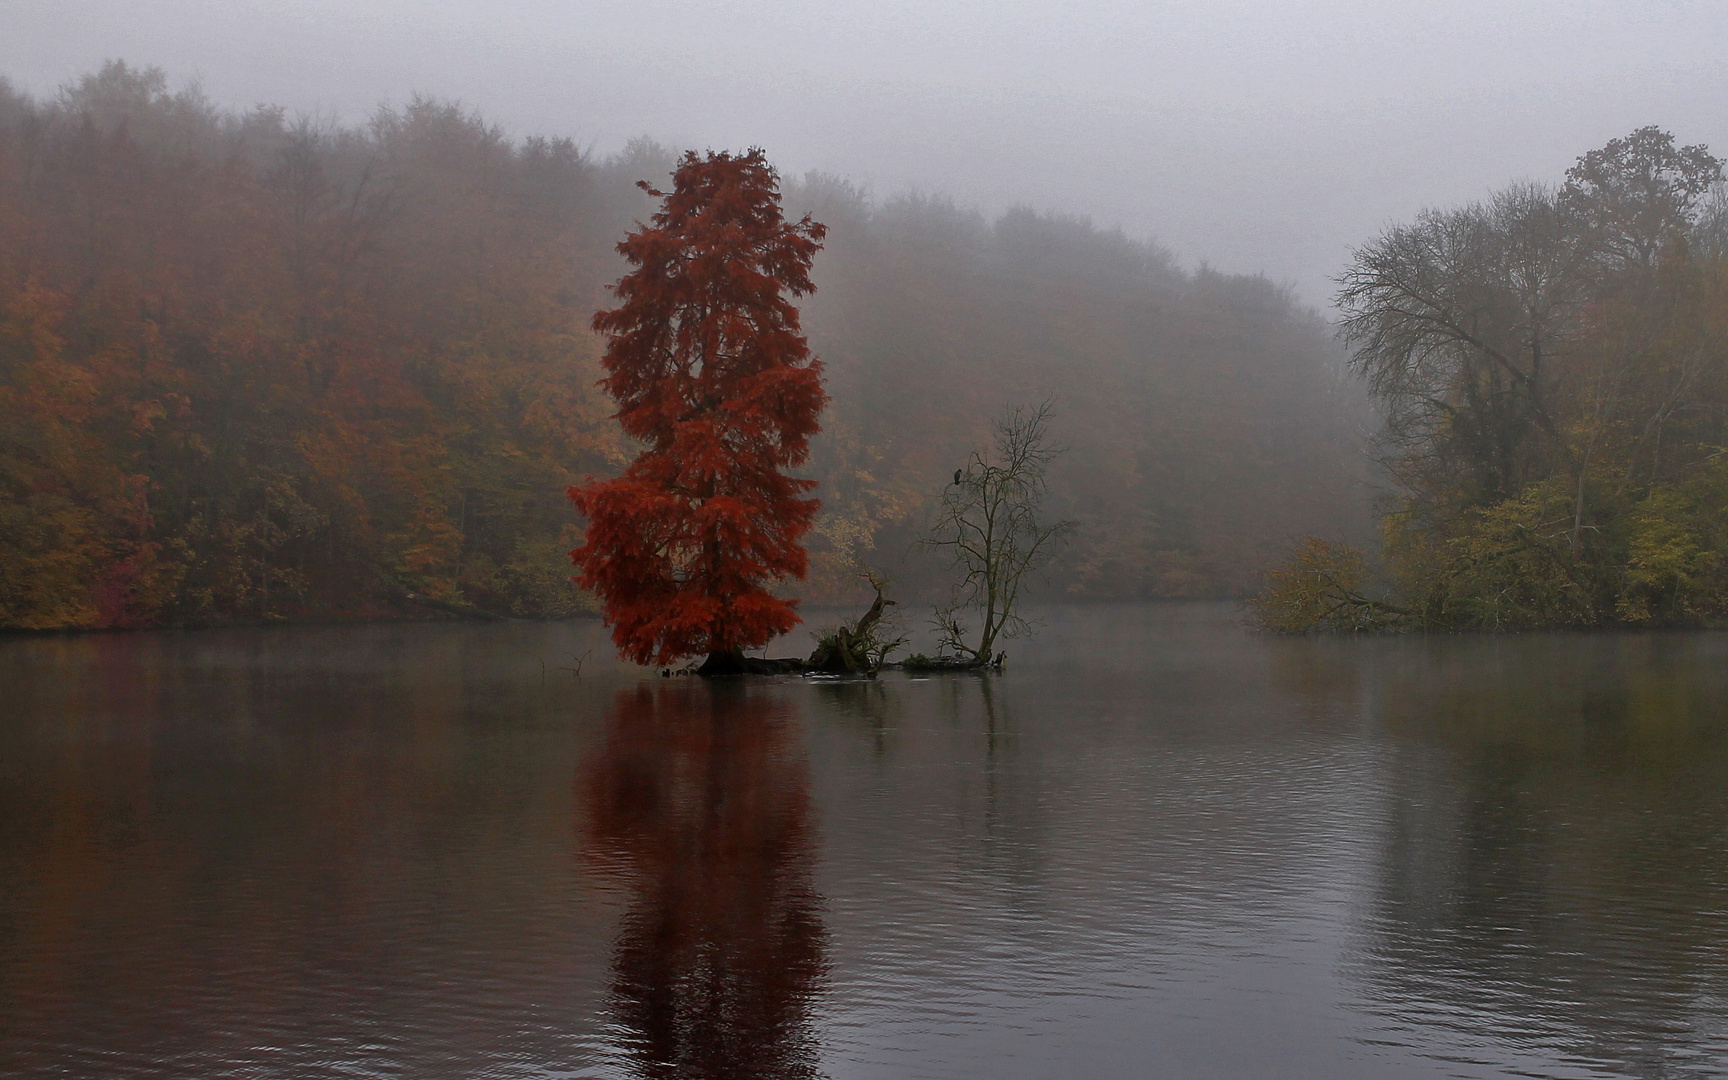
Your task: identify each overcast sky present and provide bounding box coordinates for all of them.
[6,0,1726,305]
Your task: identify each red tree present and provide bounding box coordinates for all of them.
[569,150,828,670]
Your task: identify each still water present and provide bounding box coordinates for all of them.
[2,604,1726,1078]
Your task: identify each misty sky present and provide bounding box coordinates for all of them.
[6,0,1726,305]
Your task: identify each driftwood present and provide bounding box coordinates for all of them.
[694,647,1004,679]
[744,656,811,675]
[694,652,812,677]
[895,650,1004,673]
[697,581,901,678]
[696,578,1015,678]
[806,584,896,674]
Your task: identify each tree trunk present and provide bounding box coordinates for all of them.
[807,583,894,673]
[697,649,748,678]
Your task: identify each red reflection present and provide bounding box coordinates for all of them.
[581,684,828,1079]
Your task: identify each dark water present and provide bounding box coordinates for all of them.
[2,604,1727,1079]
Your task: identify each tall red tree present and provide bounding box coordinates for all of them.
[569,149,828,670]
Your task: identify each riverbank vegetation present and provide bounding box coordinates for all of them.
[0,62,1366,630]
[1257,128,1728,632]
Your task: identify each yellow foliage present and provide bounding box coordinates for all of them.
[1249,537,1392,632]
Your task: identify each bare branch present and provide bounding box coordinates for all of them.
[921,400,1075,661]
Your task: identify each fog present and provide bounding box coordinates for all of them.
[7,0,1725,305]
[3,0,1726,629]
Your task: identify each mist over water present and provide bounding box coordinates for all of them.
[3,606,1725,1078]
[4,4,1728,1075]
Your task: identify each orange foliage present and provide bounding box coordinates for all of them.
[570,151,827,665]
[0,63,1373,629]
[0,64,628,627]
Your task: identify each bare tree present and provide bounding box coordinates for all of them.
[1337,184,1583,520]
[922,401,1074,664]
[1340,132,1728,554]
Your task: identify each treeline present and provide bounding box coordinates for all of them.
[0,63,638,628]
[1257,128,1728,631]
[0,62,1367,630]
[790,182,1368,602]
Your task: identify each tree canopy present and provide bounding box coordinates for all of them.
[569,150,827,667]
[1264,126,1728,631]
[0,62,1370,632]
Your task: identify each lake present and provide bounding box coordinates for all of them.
[2,603,1725,1078]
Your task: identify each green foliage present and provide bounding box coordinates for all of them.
[1618,463,1728,624]
[467,536,597,619]
[1369,470,1728,631]
[1249,537,1402,633]
[1266,465,1728,633]
[1328,126,1728,632]
[1406,482,1603,630]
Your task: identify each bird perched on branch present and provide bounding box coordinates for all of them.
[953,468,963,485]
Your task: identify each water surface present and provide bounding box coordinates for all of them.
[2,604,1726,1078]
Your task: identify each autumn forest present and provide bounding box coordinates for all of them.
[1258,127,1728,632]
[0,61,1369,630]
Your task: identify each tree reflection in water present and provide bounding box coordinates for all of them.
[581,683,828,1079]
[1360,636,1728,1077]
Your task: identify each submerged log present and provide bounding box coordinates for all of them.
[696,650,811,677]
[895,650,1004,673]
[744,656,811,675]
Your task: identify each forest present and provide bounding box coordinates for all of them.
[0,62,1367,630]
[1257,127,1728,631]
